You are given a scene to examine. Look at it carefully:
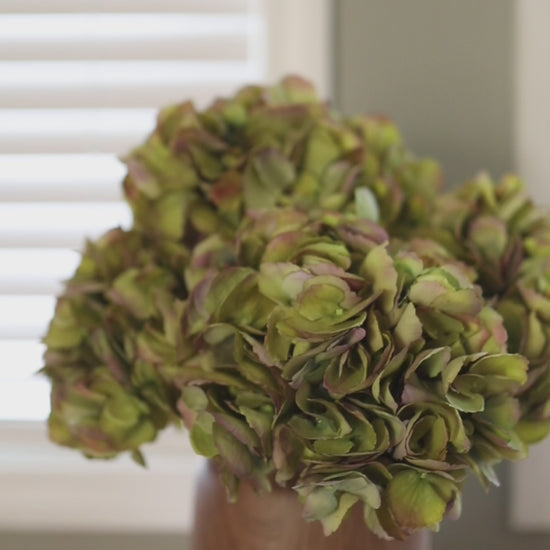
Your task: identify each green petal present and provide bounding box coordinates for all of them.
[362,245,397,314]
[244,148,295,209]
[301,487,339,521]
[181,386,208,411]
[320,493,358,535]
[469,354,528,386]
[189,412,218,458]
[387,470,448,530]
[355,187,380,222]
[394,303,423,348]
[43,300,85,349]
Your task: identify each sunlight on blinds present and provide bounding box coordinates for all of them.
[0,1,265,421]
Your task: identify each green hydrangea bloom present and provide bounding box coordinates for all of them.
[42,77,550,540]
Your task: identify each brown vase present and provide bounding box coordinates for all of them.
[191,462,431,550]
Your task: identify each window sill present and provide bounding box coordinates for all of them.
[0,421,203,532]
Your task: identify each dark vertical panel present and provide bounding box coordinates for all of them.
[334,0,515,187]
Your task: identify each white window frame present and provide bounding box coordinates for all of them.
[510,0,550,532]
[0,0,333,532]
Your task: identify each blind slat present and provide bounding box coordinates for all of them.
[0,203,131,248]
[0,0,248,14]
[0,296,55,340]
[0,378,50,421]
[0,154,124,202]
[0,60,253,84]
[0,341,45,379]
[0,61,256,108]
[0,249,80,295]
[0,38,246,62]
[0,14,250,61]
[0,86,238,109]
[0,182,123,203]
[0,13,251,36]
[0,109,156,154]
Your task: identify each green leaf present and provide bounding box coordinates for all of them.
[212,423,256,478]
[362,245,397,314]
[244,148,295,209]
[131,449,147,467]
[43,300,84,349]
[273,425,304,484]
[323,349,368,398]
[303,125,341,178]
[394,303,423,348]
[355,187,380,222]
[153,191,188,240]
[446,390,485,413]
[189,412,218,458]
[181,386,208,412]
[469,216,508,262]
[469,354,528,385]
[301,487,339,521]
[240,405,273,453]
[211,412,261,450]
[333,475,381,509]
[516,418,550,444]
[267,75,319,105]
[313,438,354,455]
[480,395,520,430]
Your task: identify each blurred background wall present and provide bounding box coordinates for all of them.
[2,1,549,549]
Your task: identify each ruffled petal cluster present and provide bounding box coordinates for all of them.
[426,174,550,443]
[42,77,550,540]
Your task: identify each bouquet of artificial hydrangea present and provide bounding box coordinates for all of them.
[43,77,550,540]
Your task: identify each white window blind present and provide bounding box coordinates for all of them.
[0,0,265,422]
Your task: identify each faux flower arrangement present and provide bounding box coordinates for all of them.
[43,77,550,540]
